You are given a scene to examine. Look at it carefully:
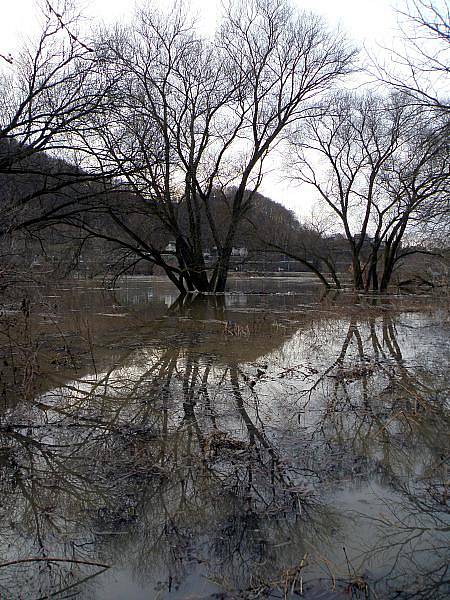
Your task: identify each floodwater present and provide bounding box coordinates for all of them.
[0,276,449,599]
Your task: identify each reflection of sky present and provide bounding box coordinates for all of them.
[33,309,448,466]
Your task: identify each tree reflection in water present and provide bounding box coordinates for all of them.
[0,293,448,599]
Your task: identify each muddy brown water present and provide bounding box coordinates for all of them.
[0,276,449,599]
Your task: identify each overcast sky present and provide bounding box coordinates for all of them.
[0,0,401,48]
[0,0,404,219]
[0,0,404,47]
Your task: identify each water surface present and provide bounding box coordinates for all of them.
[0,277,448,599]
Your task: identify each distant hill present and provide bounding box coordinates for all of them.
[0,142,307,278]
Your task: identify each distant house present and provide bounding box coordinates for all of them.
[207,246,248,259]
[164,241,176,253]
[163,243,248,260]
[231,247,248,257]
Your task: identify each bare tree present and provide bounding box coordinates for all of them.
[376,121,449,290]
[79,0,355,294]
[375,0,449,115]
[288,91,448,292]
[0,0,117,241]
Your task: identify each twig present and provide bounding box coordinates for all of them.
[0,557,110,569]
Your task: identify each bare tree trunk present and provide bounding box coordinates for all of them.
[322,257,342,289]
[176,237,210,293]
[380,245,396,293]
[211,248,232,293]
[352,253,364,290]
[365,244,380,292]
